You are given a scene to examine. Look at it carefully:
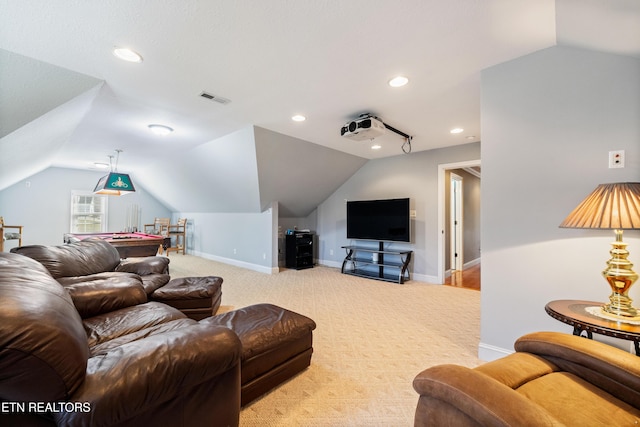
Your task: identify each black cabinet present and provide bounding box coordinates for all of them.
[285,232,314,270]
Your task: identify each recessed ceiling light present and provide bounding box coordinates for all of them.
[388,76,409,87]
[466,135,476,140]
[292,115,306,122]
[113,47,143,63]
[371,144,382,150]
[148,124,174,135]
[93,162,109,169]
[450,128,464,134]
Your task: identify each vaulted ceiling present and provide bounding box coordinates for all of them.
[1,0,639,215]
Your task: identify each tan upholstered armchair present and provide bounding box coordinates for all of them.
[413,331,640,426]
[0,217,23,252]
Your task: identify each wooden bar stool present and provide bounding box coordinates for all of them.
[0,217,23,252]
[166,218,187,255]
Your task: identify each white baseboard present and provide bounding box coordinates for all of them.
[478,342,513,362]
[411,272,440,284]
[464,257,481,268]
[317,259,342,269]
[193,251,278,274]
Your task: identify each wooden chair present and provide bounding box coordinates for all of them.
[1,217,23,252]
[144,217,170,236]
[144,217,170,254]
[166,218,187,256]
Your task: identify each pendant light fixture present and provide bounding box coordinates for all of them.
[93,149,136,195]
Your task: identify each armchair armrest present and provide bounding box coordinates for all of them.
[515,331,640,407]
[56,324,241,426]
[413,364,561,426]
[60,274,147,318]
[116,256,169,275]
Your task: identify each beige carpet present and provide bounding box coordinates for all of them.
[166,255,481,426]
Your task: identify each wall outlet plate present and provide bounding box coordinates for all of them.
[609,150,625,168]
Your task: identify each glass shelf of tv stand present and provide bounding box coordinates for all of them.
[341,245,412,284]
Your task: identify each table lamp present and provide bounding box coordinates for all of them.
[560,182,640,319]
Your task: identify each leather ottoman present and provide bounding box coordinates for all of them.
[202,303,316,406]
[151,276,222,320]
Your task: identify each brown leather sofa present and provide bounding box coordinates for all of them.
[13,239,225,320]
[2,240,316,425]
[11,238,172,301]
[0,251,241,426]
[413,331,640,426]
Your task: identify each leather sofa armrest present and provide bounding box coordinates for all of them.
[116,256,169,275]
[64,278,147,318]
[56,324,241,426]
[413,364,561,427]
[515,331,640,407]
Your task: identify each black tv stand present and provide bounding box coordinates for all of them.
[341,242,412,284]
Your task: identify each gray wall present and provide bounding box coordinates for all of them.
[0,167,171,249]
[316,142,481,282]
[480,45,640,359]
[174,205,277,274]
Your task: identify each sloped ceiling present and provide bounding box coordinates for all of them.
[1,0,639,214]
[133,126,366,216]
[254,127,368,217]
[0,50,103,189]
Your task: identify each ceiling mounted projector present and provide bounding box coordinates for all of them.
[340,116,386,141]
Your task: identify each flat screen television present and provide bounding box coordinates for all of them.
[346,198,410,242]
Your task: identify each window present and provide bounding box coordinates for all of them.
[70,191,108,233]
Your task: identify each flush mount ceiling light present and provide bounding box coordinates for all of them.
[291,115,306,122]
[450,128,464,134]
[388,76,409,87]
[148,124,174,135]
[113,47,143,63]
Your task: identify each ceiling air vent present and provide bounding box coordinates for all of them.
[199,91,231,105]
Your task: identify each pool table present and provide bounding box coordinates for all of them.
[64,232,171,258]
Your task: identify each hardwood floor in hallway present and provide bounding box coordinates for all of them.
[444,263,480,290]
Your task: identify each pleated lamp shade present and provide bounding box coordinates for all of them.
[560,183,640,230]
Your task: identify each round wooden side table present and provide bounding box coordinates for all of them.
[545,299,640,355]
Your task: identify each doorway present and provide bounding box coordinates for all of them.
[436,160,481,286]
[450,172,463,271]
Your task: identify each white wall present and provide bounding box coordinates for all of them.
[0,167,172,248]
[480,46,640,359]
[316,142,481,282]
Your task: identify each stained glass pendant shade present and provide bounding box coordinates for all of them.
[93,172,135,195]
[93,149,136,196]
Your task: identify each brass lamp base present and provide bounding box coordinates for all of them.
[601,230,639,318]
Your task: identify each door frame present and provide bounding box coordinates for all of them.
[436,159,480,284]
